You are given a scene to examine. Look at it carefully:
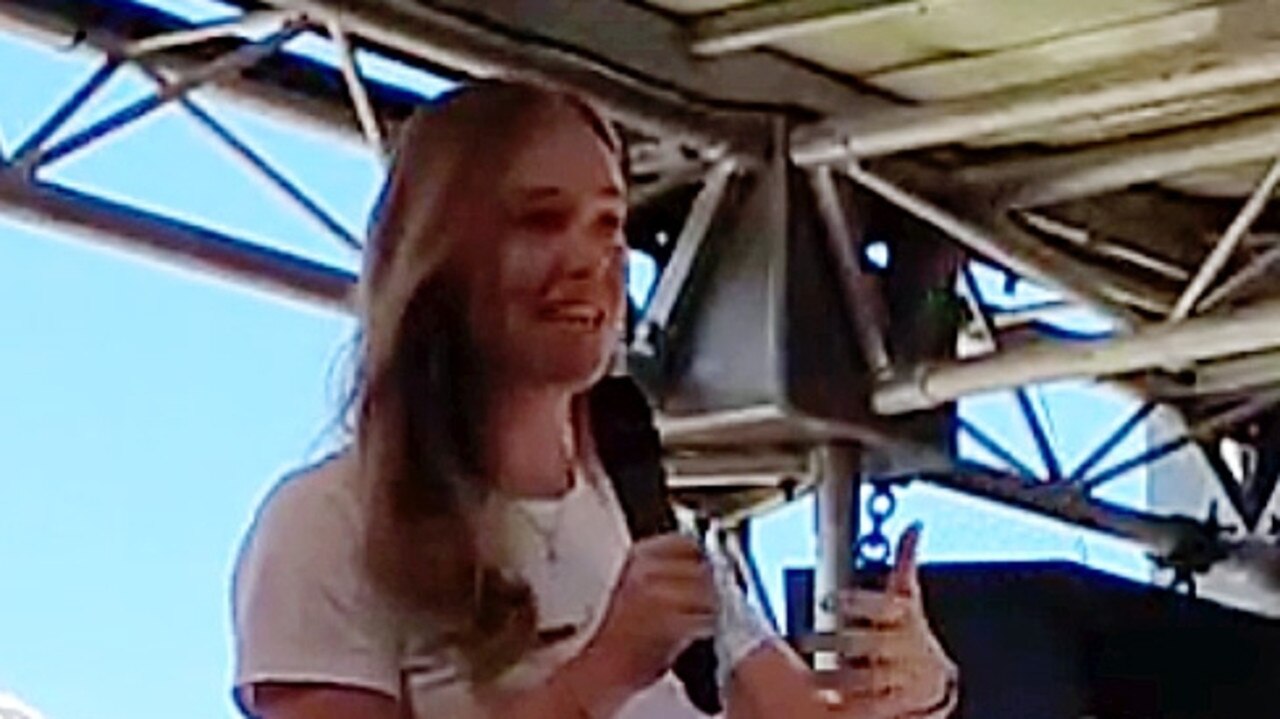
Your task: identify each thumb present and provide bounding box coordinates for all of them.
[887,522,923,599]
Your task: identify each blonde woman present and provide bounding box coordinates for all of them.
[231,82,958,719]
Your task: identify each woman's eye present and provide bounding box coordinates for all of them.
[517,209,570,233]
[595,212,624,234]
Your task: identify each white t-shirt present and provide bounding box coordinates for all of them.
[231,451,712,718]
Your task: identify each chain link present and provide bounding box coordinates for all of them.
[856,482,898,571]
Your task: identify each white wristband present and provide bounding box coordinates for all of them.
[707,532,776,691]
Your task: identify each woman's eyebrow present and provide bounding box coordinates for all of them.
[517,186,563,202]
[516,185,624,202]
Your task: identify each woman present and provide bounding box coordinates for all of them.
[231,81,958,719]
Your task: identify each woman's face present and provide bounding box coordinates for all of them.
[457,105,628,391]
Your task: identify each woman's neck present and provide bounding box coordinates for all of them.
[478,382,578,498]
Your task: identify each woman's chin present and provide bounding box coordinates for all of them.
[524,351,612,390]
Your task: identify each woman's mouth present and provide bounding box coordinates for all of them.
[538,302,605,331]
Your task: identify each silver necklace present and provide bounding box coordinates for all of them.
[514,501,566,563]
[510,464,575,564]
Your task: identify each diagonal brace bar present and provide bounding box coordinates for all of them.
[30,20,305,171]
[633,159,736,356]
[1069,402,1158,483]
[1171,155,1280,321]
[1084,390,1280,491]
[173,91,363,251]
[809,165,891,376]
[124,8,296,57]
[961,265,1063,481]
[958,418,1041,481]
[326,17,385,157]
[12,59,120,167]
[1197,242,1280,312]
[131,59,361,251]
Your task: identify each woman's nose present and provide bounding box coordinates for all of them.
[565,232,623,281]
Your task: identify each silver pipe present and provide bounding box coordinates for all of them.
[264,0,849,150]
[1197,242,1280,312]
[326,17,386,157]
[793,47,1280,165]
[666,474,794,490]
[967,113,1280,208]
[843,162,1162,319]
[665,449,808,479]
[632,159,737,356]
[1170,155,1280,321]
[0,171,355,310]
[628,161,709,208]
[989,301,1076,329]
[809,166,892,377]
[1150,349,1280,398]
[875,298,1280,414]
[124,9,295,57]
[811,444,858,672]
[1017,210,1191,282]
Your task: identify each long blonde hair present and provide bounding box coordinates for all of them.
[351,82,623,680]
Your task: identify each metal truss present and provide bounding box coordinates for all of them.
[0,0,1204,322]
[0,2,386,306]
[866,154,1280,581]
[3,0,1280,598]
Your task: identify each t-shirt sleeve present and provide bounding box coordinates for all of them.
[231,469,404,712]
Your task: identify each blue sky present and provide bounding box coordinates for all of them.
[1,4,1151,718]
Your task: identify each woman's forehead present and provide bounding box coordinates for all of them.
[501,110,624,198]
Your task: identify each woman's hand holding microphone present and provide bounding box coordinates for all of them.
[560,534,719,716]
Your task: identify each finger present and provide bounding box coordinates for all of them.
[835,666,906,699]
[815,694,886,719]
[658,585,718,614]
[669,612,717,642]
[635,533,706,561]
[640,558,714,586]
[887,522,923,598]
[836,628,914,658]
[810,678,889,719]
[645,550,716,585]
[838,592,909,627]
[840,652,897,671]
[816,666,903,699]
[649,584,719,615]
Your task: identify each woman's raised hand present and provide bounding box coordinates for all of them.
[828,524,959,718]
